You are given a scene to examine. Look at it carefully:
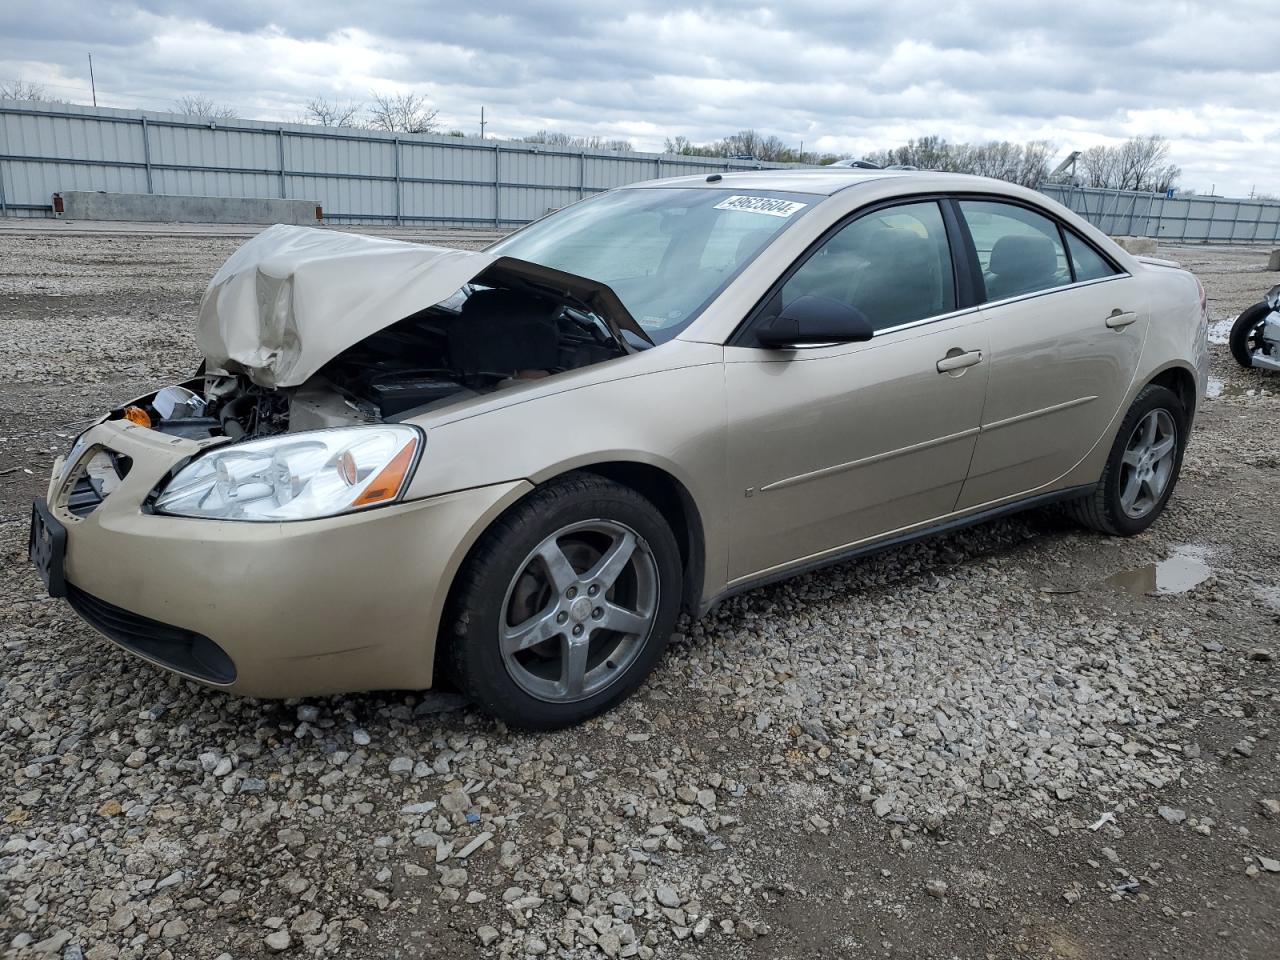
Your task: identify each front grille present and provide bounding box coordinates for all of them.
[66,474,104,516]
[65,450,132,518]
[66,584,236,685]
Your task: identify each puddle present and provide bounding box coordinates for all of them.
[1104,545,1212,596]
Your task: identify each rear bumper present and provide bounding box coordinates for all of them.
[40,419,532,698]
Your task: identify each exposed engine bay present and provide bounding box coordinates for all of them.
[109,284,629,442]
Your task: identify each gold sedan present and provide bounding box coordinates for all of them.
[30,170,1209,728]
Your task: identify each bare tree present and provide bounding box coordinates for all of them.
[0,79,53,100]
[706,129,791,162]
[862,136,1054,187]
[367,91,438,134]
[1078,137,1180,192]
[1116,135,1180,192]
[1078,144,1119,189]
[666,132,837,165]
[172,95,236,120]
[522,129,633,151]
[1017,140,1056,189]
[303,97,364,128]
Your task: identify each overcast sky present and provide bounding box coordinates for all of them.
[2,0,1277,196]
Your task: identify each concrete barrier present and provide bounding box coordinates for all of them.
[1111,236,1158,256]
[53,191,321,225]
[1268,249,1280,271]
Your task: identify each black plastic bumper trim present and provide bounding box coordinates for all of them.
[65,584,237,685]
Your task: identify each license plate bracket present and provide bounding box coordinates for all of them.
[28,498,67,598]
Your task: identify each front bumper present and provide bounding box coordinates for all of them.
[37,419,531,698]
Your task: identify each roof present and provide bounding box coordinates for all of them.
[622,168,915,196]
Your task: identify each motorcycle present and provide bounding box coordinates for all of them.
[1230,284,1280,371]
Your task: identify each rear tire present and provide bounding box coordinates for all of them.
[1230,302,1269,368]
[1066,384,1187,536]
[443,474,682,730]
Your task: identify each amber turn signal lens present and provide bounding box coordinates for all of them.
[123,406,152,428]
[352,441,416,507]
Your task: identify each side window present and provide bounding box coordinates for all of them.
[1064,229,1119,282]
[779,201,955,331]
[958,200,1071,303]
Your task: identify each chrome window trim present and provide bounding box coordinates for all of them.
[869,273,1131,339]
[972,272,1131,312]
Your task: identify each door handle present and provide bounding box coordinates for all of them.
[1105,310,1138,329]
[936,349,983,373]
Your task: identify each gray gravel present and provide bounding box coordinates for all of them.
[1,228,1278,959]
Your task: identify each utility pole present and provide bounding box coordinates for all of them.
[88,52,97,106]
[479,106,486,140]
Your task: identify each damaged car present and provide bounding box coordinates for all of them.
[30,170,1210,728]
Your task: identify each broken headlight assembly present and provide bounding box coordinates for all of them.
[153,425,422,521]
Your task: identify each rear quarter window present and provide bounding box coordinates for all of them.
[1065,230,1120,282]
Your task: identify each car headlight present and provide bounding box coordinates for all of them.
[154,426,422,521]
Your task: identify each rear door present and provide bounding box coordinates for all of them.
[952,198,1148,510]
[723,199,989,582]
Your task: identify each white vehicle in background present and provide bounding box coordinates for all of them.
[1229,285,1280,371]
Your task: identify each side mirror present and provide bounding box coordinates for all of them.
[755,295,875,348]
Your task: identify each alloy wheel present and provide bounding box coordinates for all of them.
[499,520,659,703]
[1118,408,1177,519]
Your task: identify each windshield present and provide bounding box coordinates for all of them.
[488,187,816,342]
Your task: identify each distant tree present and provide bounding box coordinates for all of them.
[522,129,633,151]
[862,135,1054,188]
[367,91,438,133]
[303,97,363,128]
[0,79,56,100]
[445,129,467,138]
[172,95,236,119]
[1079,136,1180,192]
[664,134,719,157]
[714,129,788,161]
[664,130,837,164]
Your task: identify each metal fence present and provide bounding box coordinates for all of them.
[1042,183,1280,245]
[4,101,1278,242]
[0,101,790,226]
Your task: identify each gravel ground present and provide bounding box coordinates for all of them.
[1,225,1278,960]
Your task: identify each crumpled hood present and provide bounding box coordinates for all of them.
[197,224,648,388]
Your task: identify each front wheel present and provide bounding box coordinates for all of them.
[1229,302,1270,368]
[443,475,682,730]
[1066,384,1187,536]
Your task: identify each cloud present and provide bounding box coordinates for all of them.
[1,0,1278,195]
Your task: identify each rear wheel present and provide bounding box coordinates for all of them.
[1066,384,1186,536]
[443,475,682,729]
[1230,302,1270,368]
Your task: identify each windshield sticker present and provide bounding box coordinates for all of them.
[713,195,808,218]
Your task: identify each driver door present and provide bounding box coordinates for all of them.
[722,200,988,582]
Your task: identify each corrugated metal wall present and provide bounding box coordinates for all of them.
[1042,183,1280,244]
[0,101,791,225]
[6,101,1277,241]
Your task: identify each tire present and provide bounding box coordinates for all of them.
[1066,384,1187,536]
[1229,302,1270,368]
[442,474,683,730]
